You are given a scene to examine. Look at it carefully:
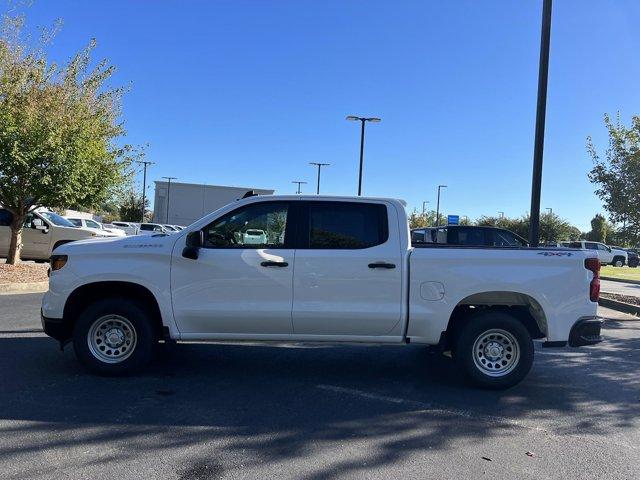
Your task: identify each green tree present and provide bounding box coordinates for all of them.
[587,113,640,245]
[118,190,147,222]
[408,208,440,229]
[586,213,609,243]
[0,14,136,263]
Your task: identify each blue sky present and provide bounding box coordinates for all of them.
[20,0,640,230]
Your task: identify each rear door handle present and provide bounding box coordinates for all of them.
[368,262,396,269]
[261,260,289,267]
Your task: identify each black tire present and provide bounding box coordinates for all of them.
[72,298,156,376]
[612,256,625,268]
[454,311,534,389]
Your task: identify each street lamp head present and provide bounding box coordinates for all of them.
[366,117,381,123]
[439,184,448,189]
[346,115,360,121]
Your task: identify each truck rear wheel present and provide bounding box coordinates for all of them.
[72,298,155,375]
[454,311,534,389]
[613,256,625,267]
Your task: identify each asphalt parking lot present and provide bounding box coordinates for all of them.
[1,293,639,480]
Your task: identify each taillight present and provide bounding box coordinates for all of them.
[585,257,600,302]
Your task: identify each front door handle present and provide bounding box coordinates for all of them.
[261,260,289,267]
[368,262,396,269]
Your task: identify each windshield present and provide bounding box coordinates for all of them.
[39,211,76,227]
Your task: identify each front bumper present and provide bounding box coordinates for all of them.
[568,317,603,347]
[41,309,71,342]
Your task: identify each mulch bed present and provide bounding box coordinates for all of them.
[0,262,49,284]
[600,292,640,307]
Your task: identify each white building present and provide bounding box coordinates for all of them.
[153,181,274,226]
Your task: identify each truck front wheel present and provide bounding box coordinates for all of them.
[455,311,534,389]
[72,298,155,375]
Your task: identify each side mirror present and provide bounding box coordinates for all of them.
[182,230,204,260]
[32,219,48,233]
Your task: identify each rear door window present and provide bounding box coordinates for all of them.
[306,202,387,249]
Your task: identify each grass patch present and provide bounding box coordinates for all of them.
[601,265,640,281]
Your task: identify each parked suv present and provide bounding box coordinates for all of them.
[411,226,528,247]
[560,241,628,267]
[0,208,103,261]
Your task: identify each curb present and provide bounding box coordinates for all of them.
[598,297,640,316]
[601,276,640,285]
[0,282,49,295]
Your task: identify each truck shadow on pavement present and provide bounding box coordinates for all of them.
[0,321,639,479]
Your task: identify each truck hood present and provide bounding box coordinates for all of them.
[54,232,178,255]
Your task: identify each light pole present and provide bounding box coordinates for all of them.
[309,162,330,194]
[292,181,307,194]
[545,207,553,215]
[499,211,505,218]
[162,176,177,224]
[529,0,553,247]
[346,115,381,196]
[435,185,447,227]
[135,160,154,222]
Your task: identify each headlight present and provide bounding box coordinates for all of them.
[50,255,68,271]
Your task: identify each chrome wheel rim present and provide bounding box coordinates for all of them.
[472,328,520,377]
[87,315,137,364]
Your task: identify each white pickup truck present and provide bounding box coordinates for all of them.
[42,195,603,389]
[0,208,106,261]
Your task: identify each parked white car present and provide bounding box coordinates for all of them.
[138,223,167,235]
[0,208,106,261]
[65,217,126,237]
[161,224,180,233]
[560,241,628,267]
[42,195,602,389]
[110,221,139,236]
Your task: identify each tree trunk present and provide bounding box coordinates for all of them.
[6,215,25,265]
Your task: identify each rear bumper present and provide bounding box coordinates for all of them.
[568,317,603,347]
[41,309,71,342]
[542,316,603,348]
